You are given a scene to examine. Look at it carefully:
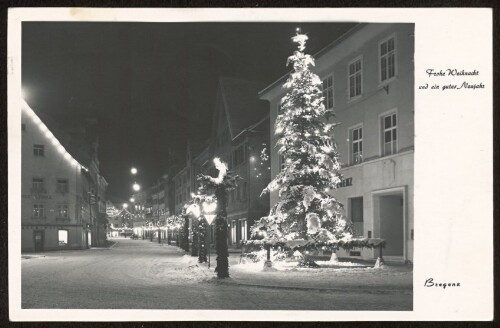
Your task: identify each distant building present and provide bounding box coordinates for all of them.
[21,100,108,252]
[166,78,271,247]
[259,23,414,262]
[208,77,271,246]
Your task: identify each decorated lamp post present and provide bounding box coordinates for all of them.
[197,158,241,279]
[185,196,217,267]
[202,201,217,268]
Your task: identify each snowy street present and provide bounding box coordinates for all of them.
[22,238,412,310]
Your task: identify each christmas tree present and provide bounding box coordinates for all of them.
[251,30,352,259]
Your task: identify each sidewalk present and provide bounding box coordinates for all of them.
[183,253,413,293]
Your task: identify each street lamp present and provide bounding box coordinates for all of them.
[130,197,135,203]
[187,200,217,268]
[131,167,137,175]
[132,183,141,192]
[202,201,217,269]
[123,203,128,209]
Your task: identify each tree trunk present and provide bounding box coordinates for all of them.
[191,218,199,256]
[215,186,229,278]
[182,216,190,252]
[198,218,207,263]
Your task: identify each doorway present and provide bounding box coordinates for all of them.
[373,188,406,260]
[33,230,44,252]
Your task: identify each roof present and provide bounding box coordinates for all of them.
[217,77,269,139]
[23,99,94,167]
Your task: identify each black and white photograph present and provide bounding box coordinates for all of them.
[7,8,493,322]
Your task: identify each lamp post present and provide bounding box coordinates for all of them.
[202,201,217,269]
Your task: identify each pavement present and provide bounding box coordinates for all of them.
[21,237,412,310]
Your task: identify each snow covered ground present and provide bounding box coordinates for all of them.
[21,238,412,310]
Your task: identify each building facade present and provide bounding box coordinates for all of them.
[260,23,414,262]
[21,100,108,252]
[208,78,271,246]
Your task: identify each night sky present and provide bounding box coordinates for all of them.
[22,22,356,201]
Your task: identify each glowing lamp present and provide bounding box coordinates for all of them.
[132,183,141,191]
[131,167,137,175]
[205,214,216,225]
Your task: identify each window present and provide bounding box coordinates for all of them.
[242,182,248,200]
[33,144,45,157]
[348,58,362,99]
[57,179,69,194]
[232,144,246,168]
[349,197,364,237]
[32,178,45,193]
[322,75,334,109]
[57,204,69,219]
[380,37,396,82]
[350,126,363,165]
[382,113,397,156]
[58,230,68,246]
[33,204,45,219]
[240,219,247,241]
[231,221,237,244]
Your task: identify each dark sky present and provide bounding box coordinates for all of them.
[22,22,356,201]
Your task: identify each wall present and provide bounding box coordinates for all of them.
[21,105,89,252]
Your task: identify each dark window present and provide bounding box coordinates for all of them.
[32,178,45,193]
[380,37,396,82]
[322,75,334,109]
[33,144,45,157]
[57,179,69,193]
[232,144,246,167]
[351,127,363,165]
[382,113,397,156]
[242,182,248,200]
[349,59,362,99]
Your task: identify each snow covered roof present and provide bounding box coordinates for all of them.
[21,99,90,172]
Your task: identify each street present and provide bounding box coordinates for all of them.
[22,238,412,310]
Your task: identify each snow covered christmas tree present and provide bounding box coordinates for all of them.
[251,30,352,258]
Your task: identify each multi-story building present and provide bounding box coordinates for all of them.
[166,78,271,247]
[21,100,108,252]
[209,77,271,246]
[259,23,414,262]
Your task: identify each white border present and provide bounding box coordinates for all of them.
[8,7,493,321]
